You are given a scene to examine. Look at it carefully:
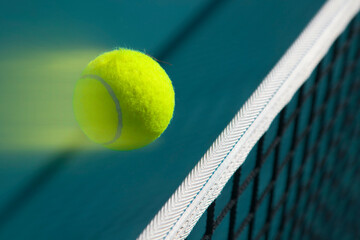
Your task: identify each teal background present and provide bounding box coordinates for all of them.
[0,0,325,239]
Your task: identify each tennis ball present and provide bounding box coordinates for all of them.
[73,49,175,150]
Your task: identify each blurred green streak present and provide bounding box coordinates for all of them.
[0,47,105,151]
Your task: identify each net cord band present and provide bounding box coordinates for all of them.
[138,0,360,239]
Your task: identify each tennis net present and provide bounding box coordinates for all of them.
[193,16,360,240]
[139,0,360,239]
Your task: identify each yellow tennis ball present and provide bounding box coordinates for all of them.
[73,49,175,150]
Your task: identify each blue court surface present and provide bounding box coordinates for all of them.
[0,0,327,239]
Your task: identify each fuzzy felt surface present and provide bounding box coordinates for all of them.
[74,49,175,150]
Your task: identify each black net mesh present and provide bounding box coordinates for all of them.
[187,13,360,240]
